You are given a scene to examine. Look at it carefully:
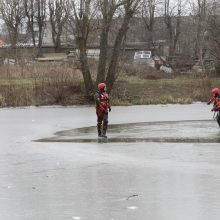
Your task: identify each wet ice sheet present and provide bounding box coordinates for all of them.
[1,141,220,220]
[37,120,220,143]
[1,104,220,220]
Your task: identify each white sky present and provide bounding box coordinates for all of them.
[154,0,196,16]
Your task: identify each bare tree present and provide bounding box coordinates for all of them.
[189,0,220,71]
[49,0,70,52]
[69,0,96,98]
[24,0,36,46]
[96,0,125,84]
[69,0,140,97]
[193,0,207,58]
[141,0,159,48]
[36,0,47,55]
[0,0,25,48]
[24,0,47,55]
[206,1,220,71]
[189,0,210,71]
[164,0,182,56]
[106,0,141,92]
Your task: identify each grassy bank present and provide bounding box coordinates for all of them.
[0,63,218,107]
[111,74,214,105]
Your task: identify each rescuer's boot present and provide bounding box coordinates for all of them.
[101,129,107,138]
[97,124,102,137]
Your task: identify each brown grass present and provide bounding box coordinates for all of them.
[111,65,217,105]
[0,62,86,107]
[0,62,218,107]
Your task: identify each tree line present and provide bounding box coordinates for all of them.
[0,0,219,98]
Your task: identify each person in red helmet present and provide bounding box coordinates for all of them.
[94,82,111,137]
[207,88,220,127]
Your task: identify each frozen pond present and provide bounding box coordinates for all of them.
[1,103,220,220]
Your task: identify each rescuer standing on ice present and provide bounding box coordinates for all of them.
[208,88,220,127]
[94,83,111,137]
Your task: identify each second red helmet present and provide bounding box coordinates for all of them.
[211,88,219,95]
[98,82,106,90]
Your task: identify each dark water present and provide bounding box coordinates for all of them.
[1,104,220,220]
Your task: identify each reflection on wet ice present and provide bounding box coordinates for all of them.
[37,120,220,143]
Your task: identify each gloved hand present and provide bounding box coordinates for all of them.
[211,108,215,112]
[109,107,111,112]
[207,101,211,105]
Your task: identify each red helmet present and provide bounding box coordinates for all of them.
[98,82,106,90]
[211,88,219,95]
